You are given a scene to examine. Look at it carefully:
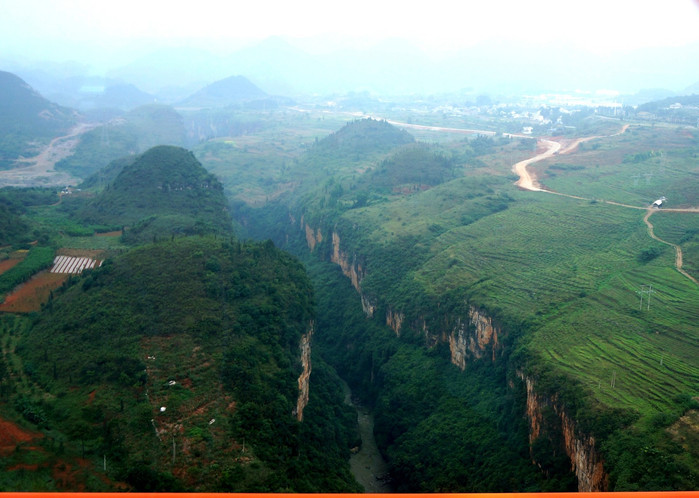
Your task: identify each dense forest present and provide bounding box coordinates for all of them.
[68,145,233,245]
[0,144,361,491]
[9,237,358,491]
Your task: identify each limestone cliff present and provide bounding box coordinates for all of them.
[305,223,323,251]
[295,322,314,422]
[309,224,604,490]
[330,231,372,312]
[519,372,608,491]
[447,306,502,370]
[386,308,405,336]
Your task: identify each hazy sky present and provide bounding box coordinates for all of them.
[4,0,699,69]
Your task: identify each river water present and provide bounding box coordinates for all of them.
[342,381,393,493]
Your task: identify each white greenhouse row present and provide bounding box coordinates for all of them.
[50,255,103,274]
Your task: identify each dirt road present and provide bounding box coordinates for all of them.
[0,123,96,187]
[510,124,697,284]
[644,209,698,285]
[512,138,561,191]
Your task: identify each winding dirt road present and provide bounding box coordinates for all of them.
[511,125,698,284]
[513,139,561,191]
[644,209,698,285]
[0,123,96,187]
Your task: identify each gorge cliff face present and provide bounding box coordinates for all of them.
[448,306,502,370]
[295,322,314,422]
[302,222,604,491]
[520,372,608,492]
[305,223,323,252]
[329,231,376,316]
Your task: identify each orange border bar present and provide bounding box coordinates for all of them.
[2,493,699,498]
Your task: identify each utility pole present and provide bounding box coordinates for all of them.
[637,285,655,311]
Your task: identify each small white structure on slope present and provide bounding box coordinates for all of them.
[652,196,666,208]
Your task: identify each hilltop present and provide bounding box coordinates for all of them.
[178,75,267,108]
[316,118,414,155]
[88,83,156,110]
[77,145,232,243]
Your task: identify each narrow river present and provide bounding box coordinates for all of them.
[341,381,393,492]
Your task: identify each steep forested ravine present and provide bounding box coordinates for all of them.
[233,119,699,492]
[341,380,392,492]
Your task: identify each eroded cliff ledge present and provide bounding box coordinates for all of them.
[519,371,608,492]
[294,322,314,422]
[448,306,502,369]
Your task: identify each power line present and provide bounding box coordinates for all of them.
[636,284,655,311]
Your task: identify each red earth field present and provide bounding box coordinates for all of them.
[0,271,68,313]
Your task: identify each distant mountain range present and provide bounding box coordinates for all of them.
[5,37,699,103]
[99,37,699,97]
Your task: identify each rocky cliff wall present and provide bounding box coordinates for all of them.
[386,308,405,337]
[448,306,502,370]
[304,222,604,490]
[295,322,314,422]
[519,372,608,491]
[305,223,323,252]
[330,231,368,302]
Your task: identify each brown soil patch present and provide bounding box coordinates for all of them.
[57,248,106,259]
[0,258,22,275]
[0,271,69,313]
[0,417,44,456]
[667,410,699,458]
[8,463,41,471]
[52,460,86,491]
[95,231,122,237]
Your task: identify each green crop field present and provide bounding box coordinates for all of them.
[535,126,699,208]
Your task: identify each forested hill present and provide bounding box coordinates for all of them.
[13,236,359,491]
[315,118,414,155]
[0,71,76,168]
[77,145,232,243]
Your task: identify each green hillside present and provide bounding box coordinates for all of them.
[2,236,359,491]
[76,145,232,244]
[56,104,186,179]
[0,187,58,246]
[0,71,76,169]
[238,119,699,491]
